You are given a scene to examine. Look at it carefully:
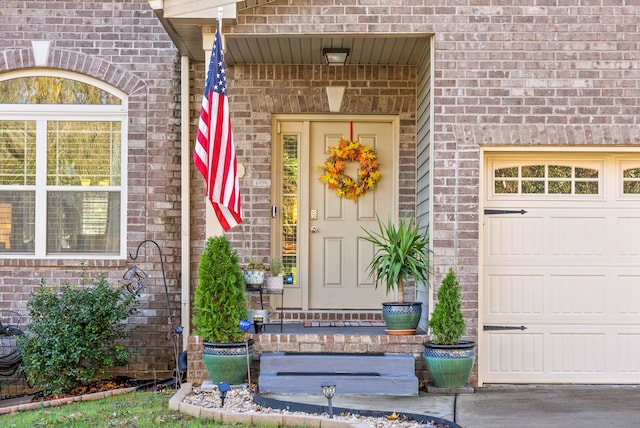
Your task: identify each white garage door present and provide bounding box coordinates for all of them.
[481,152,640,384]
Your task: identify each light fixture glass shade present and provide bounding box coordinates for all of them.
[323,48,350,66]
[321,383,336,398]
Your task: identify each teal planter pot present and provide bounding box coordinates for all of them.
[203,340,253,385]
[423,341,475,388]
[382,302,422,334]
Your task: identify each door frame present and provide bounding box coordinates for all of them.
[271,114,400,310]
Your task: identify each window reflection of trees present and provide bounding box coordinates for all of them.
[623,167,640,194]
[281,135,298,281]
[494,164,599,195]
[0,75,123,255]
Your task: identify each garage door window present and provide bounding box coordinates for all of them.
[494,164,599,196]
[623,167,640,194]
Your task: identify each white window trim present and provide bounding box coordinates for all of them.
[0,70,128,259]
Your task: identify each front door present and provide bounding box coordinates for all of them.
[307,119,396,309]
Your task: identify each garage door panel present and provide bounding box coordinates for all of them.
[550,332,607,374]
[549,274,606,316]
[550,216,606,256]
[486,332,544,375]
[485,269,640,323]
[617,216,640,256]
[485,213,611,265]
[486,274,544,317]
[486,216,545,257]
[618,333,640,373]
[619,275,640,315]
[484,327,637,383]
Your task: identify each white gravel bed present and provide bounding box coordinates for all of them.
[182,385,453,428]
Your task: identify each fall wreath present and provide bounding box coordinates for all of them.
[318,137,380,202]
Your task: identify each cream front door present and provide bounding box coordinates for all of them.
[307,119,397,309]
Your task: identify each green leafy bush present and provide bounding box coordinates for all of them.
[17,276,138,395]
[193,236,248,343]
[428,267,466,345]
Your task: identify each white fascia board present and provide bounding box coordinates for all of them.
[162,0,238,19]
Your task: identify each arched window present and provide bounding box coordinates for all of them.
[0,71,126,258]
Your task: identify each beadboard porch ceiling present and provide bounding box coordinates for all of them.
[149,1,429,65]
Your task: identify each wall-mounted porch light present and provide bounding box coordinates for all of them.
[323,48,350,66]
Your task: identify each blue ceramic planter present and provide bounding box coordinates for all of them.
[382,302,422,334]
[203,340,253,385]
[423,341,475,388]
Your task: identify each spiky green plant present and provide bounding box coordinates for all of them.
[360,215,431,303]
[193,236,248,343]
[429,267,466,344]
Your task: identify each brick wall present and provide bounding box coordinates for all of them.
[1,0,638,392]
[191,64,419,262]
[187,332,432,388]
[197,0,640,344]
[0,0,182,387]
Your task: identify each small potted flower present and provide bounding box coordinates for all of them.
[265,258,284,291]
[243,259,265,290]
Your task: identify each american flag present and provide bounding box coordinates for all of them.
[194,25,243,231]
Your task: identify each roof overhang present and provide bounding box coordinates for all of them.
[149,0,429,65]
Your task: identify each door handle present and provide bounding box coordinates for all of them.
[311,226,319,233]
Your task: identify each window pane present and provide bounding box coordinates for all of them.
[0,120,36,185]
[623,181,640,194]
[0,191,35,253]
[495,167,518,178]
[47,121,121,186]
[623,168,640,179]
[0,76,121,105]
[282,135,298,283]
[549,181,571,194]
[522,165,544,178]
[548,165,572,178]
[47,191,120,254]
[522,181,544,194]
[575,167,598,179]
[495,180,518,193]
[575,182,598,195]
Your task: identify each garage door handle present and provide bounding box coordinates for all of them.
[484,209,527,215]
[483,325,528,331]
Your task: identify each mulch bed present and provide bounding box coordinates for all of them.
[33,376,164,402]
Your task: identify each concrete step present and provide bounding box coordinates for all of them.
[258,352,418,396]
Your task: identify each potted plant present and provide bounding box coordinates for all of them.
[361,215,431,334]
[193,236,252,385]
[243,259,265,290]
[265,258,284,291]
[423,267,475,388]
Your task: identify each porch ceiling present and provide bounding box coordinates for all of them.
[150,2,428,65]
[223,35,428,66]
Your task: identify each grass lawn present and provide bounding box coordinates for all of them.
[0,390,264,427]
